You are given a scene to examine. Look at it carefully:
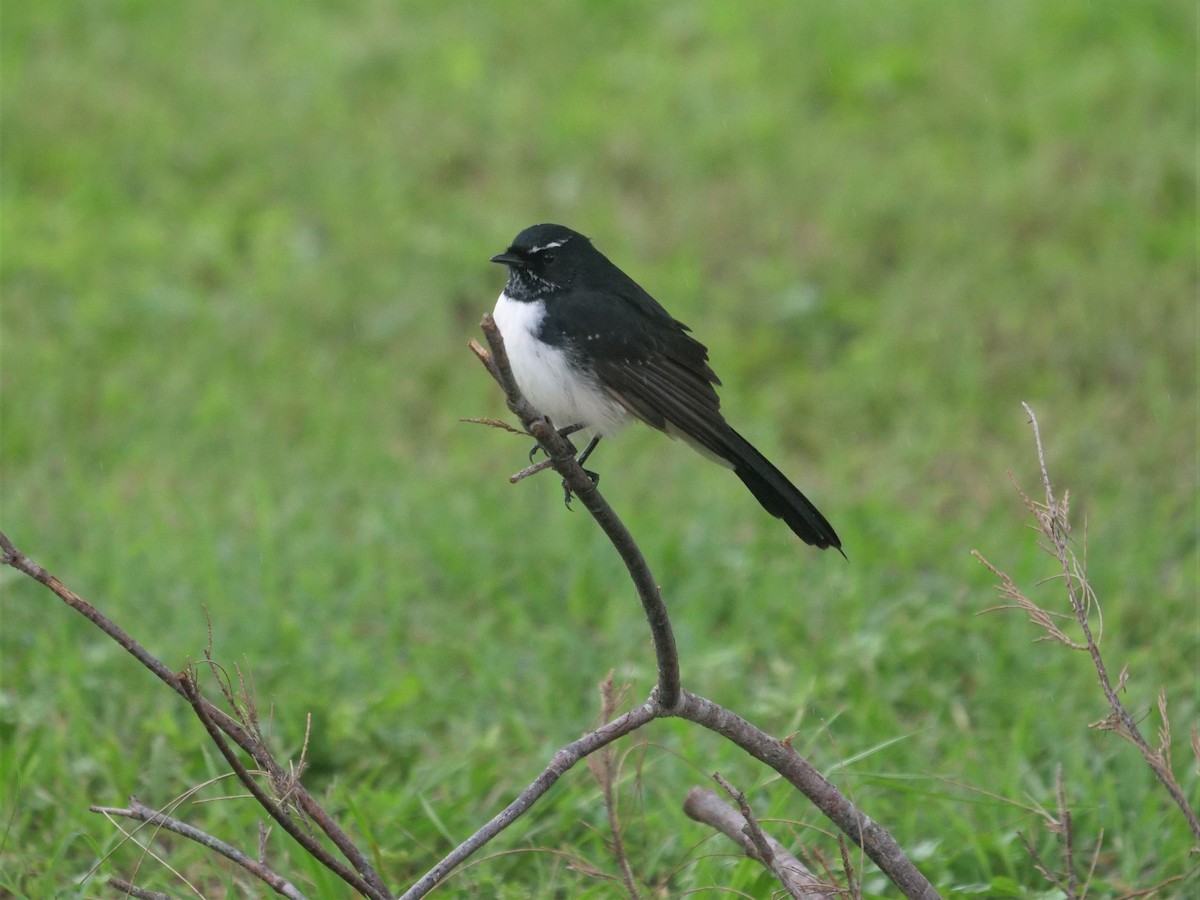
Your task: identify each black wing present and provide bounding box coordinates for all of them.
[542,283,842,550]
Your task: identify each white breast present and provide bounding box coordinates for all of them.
[492,292,631,436]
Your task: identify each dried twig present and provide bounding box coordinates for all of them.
[177,669,383,899]
[673,692,935,899]
[1056,767,1079,900]
[107,878,173,900]
[722,773,825,900]
[973,405,1200,843]
[1017,766,1087,899]
[712,774,781,884]
[837,833,860,900]
[586,673,641,899]
[683,786,829,899]
[459,415,529,436]
[92,797,307,899]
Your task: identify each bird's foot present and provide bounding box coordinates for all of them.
[561,468,600,510]
[529,423,584,462]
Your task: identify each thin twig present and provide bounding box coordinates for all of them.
[459,415,529,436]
[93,798,308,899]
[714,774,815,900]
[1019,830,1063,895]
[1112,868,1199,899]
[1019,406,1199,840]
[1055,767,1078,900]
[837,833,861,900]
[509,457,559,484]
[683,786,827,899]
[674,691,938,900]
[86,775,243,894]
[976,405,1200,896]
[711,774,779,880]
[177,669,385,899]
[1018,765,1080,899]
[588,673,641,899]
[107,878,174,900]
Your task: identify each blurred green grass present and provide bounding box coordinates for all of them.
[1,1,1196,896]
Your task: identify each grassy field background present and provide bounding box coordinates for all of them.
[2,2,1196,896]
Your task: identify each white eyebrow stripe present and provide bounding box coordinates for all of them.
[529,238,569,253]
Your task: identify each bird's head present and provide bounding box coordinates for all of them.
[491,223,589,300]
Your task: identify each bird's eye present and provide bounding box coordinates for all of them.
[542,253,555,264]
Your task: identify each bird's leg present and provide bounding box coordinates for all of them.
[562,435,602,509]
[575,435,601,473]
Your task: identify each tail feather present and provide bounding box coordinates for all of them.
[722,427,843,554]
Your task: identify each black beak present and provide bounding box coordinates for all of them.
[490,251,525,267]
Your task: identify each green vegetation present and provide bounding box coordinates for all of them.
[2,2,1194,896]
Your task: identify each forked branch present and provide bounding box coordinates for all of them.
[0,317,941,899]
[0,531,392,900]
[463,317,938,900]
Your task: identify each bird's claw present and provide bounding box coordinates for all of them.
[561,469,600,510]
[531,422,583,463]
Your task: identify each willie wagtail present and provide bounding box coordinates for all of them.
[490,223,841,553]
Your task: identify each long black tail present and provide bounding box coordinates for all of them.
[721,426,843,554]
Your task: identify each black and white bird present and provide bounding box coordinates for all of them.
[490,223,842,553]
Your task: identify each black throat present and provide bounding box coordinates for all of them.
[504,267,563,302]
